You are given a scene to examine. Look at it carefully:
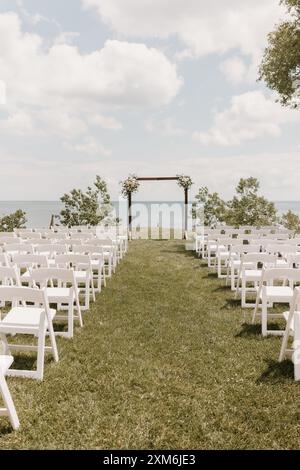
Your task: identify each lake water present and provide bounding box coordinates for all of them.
[0,201,299,228]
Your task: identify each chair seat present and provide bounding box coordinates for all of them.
[46,287,72,300]
[0,307,56,329]
[0,355,14,374]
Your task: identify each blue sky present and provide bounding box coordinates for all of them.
[0,0,299,201]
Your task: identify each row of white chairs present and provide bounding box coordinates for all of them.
[198,232,300,381]
[0,228,129,430]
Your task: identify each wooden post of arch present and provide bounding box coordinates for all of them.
[184,187,188,239]
[128,191,132,240]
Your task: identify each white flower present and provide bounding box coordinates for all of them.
[177,174,193,190]
[120,174,140,197]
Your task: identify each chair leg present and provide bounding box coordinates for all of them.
[68,301,74,338]
[75,295,83,327]
[36,315,46,381]
[231,265,235,291]
[0,333,11,355]
[252,288,261,324]
[241,278,246,307]
[0,373,20,430]
[47,317,59,363]
[261,294,268,337]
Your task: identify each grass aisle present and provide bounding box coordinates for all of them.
[0,240,300,449]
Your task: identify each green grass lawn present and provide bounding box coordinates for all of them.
[0,240,299,449]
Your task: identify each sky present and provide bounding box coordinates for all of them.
[0,0,299,202]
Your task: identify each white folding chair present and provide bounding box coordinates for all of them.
[226,244,261,290]
[86,239,115,277]
[55,254,95,310]
[12,254,49,285]
[30,268,82,339]
[0,355,20,430]
[215,238,240,278]
[74,245,106,291]
[279,287,300,362]
[252,268,300,336]
[236,253,278,308]
[0,286,58,380]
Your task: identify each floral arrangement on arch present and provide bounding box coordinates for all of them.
[120,174,140,197]
[177,174,193,190]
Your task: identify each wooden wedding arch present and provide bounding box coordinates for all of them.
[127,176,190,239]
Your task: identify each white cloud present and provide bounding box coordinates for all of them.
[0,80,6,105]
[219,56,249,85]
[0,12,182,139]
[16,0,60,28]
[64,138,111,156]
[146,117,186,136]
[89,114,123,130]
[193,91,300,146]
[82,0,283,66]
[0,111,34,135]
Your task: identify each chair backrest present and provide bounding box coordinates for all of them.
[55,254,92,270]
[27,239,53,245]
[216,238,240,250]
[46,232,67,240]
[0,265,21,286]
[265,244,299,255]
[264,233,290,240]
[286,253,300,267]
[0,232,16,238]
[30,267,76,287]
[230,244,261,256]
[70,233,94,240]
[69,238,83,246]
[261,267,300,285]
[88,238,113,246]
[13,229,32,236]
[12,254,49,269]
[237,234,261,241]
[241,253,278,268]
[72,245,90,254]
[35,244,68,256]
[0,237,21,245]
[21,232,42,240]
[4,244,34,254]
[0,285,49,308]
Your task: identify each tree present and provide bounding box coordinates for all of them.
[194,186,227,227]
[225,177,277,227]
[280,209,300,232]
[0,209,27,232]
[60,176,114,227]
[259,0,300,108]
